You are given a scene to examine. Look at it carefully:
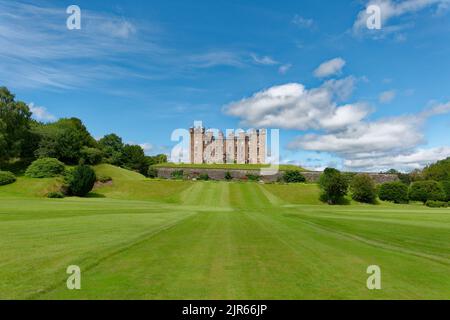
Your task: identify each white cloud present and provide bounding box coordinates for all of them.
[139,143,154,154]
[278,64,292,74]
[288,102,450,171]
[28,103,56,122]
[292,15,315,29]
[314,58,346,78]
[379,90,396,103]
[223,76,369,131]
[344,147,450,171]
[250,54,278,66]
[353,0,449,35]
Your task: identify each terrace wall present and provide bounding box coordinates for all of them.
[155,167,399,184]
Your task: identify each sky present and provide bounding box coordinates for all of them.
[1,0,450,172]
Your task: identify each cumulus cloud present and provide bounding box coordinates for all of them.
[314,58,346,78]
[28,103,56,122]
[353,0,449,35]
[379,90,396,103]
[288,102,450,171]
[223,76,369,131]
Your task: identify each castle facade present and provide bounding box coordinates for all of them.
[189,124,266,164]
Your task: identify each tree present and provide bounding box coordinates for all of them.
[80,147,103,165]
[378,181,409,204]
[441,180,450,201]
[408,180,446,203]
[121,144,147,174]
[66,165,96,197]
[283,170,306,183]
[34,118,98,164]
[319,168,349,205]
[146,154,168,166]
[0,87,33,162]
[98,133,124,165]
[350,174,377,204]
[423,157,450,181]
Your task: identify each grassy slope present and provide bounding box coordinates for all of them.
[0,165,449,299]
[153,163,304,171]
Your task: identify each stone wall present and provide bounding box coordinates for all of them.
[155,167,399,184]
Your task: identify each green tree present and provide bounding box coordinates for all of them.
[319,168,349,205]
[34,118,97,164]
[378,181,409,204]
[66,165,97,197]
[283,170,306,183]
[121,144,147,174]
[409,180,446,203]
[423,157,450,181]
[98,133,124,165]
[0,87,33,161]
[350,174,377,204]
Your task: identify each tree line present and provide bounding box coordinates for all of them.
[0,87,167,175]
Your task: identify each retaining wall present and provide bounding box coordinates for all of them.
[155,167,399,184]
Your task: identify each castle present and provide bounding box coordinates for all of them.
[189,123,266,164]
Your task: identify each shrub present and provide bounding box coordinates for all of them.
[409,180,446,203]
[0,171,16,186]
[80,147,103,165]
[147,166,158,179]
[425,200,448,208]
[350,174,377,204]
[25,157,65,178]
[378,181,409,204]
[198,173,210,181]
[319,168,349,205]
[224,171,233,181]
[171,170,184,180]
[283,170,306,183]
[246,174,260,182]
[47,191,64,199]
[66,165,96,197]
[440,180,450,201]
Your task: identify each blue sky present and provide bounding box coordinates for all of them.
[1,0,450,171]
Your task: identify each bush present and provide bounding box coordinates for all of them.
[425,200,448,208]
[25,157,65,178]
[198,173,209,181]
[378,181,409,204]
[0,171,16,186]
[409,180,446,203]
[66,165,96,197]
[171,170,184,180]
[350,174,377,204]
[80,147,103,165]
[47,191,64,199]
[283,170,306,183]
[147,166,158,179]
[246,174,260,182]
[441,180,450,201]
[319,168,349,205]
[224,171,233,181]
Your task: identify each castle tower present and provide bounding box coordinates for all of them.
[258,129,266,164]
[215,132,225,164]
[225,132,235,164]
[190,124,205,164]
[248,129,258,164]
[236,131,248,164]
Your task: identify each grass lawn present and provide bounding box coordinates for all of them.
[0,165,449,299]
